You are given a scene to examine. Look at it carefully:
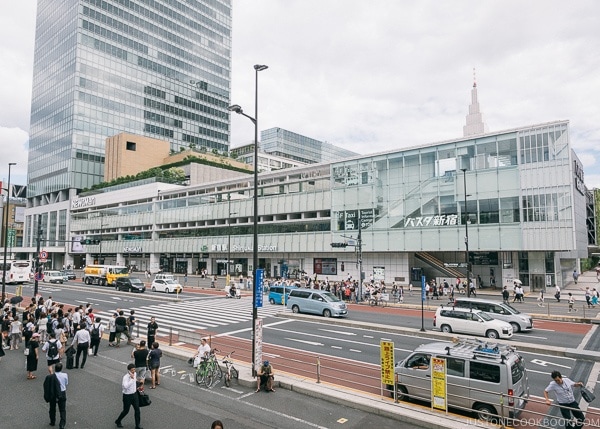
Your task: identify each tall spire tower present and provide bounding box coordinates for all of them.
[463,68,489,137]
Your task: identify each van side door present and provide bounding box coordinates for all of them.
[445,356,470,409]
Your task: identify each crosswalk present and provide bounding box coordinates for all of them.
[94,297,286,333]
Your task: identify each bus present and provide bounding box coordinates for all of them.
[0,260,33,284]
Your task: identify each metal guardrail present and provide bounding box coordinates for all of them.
[390,372,600,429]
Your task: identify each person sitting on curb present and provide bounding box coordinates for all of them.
[256,360,274,392]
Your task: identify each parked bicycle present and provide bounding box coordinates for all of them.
[195,350,222,388]
[221,351,239,387]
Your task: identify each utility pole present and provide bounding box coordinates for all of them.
[357,219,363,302]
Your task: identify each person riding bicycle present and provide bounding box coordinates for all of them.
[194,337,212,368]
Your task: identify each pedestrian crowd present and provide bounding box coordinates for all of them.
[1,292,228,429]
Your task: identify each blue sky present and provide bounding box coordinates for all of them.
[1,0,598,189]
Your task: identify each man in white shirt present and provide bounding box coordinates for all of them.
[71,326,91,369]
[115,363,142,429]
[194,337,211,368]
[544,370,585,428]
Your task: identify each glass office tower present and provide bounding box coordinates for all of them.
[260,127,358,164]
[27,0,232,199]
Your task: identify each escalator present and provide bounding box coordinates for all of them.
[415,252,465,279]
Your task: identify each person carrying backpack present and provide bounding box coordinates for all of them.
[42,332,63,374]
[90,317,103,356]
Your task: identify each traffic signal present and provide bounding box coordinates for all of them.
[79,238,101,245]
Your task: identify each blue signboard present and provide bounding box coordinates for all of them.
[421,275,426,302]
[254,268,264,308]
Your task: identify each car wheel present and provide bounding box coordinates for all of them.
[165,288,170,293]
[441,324,452,333]
[323,309,332,318]
[510,322,520,333]
[473,403,498,422]
[396,384,410,401]
[151,287,156,292]
[292,305,300,314]
[269,298,275,304]
[486,330,499,339]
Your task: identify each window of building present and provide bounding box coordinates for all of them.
[126,141,136,151]
[500,197,520,223]
[479,199,499,224]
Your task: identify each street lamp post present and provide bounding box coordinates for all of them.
[2,162,16,300]
[229,63,268,376]
[461,168,471,297]
[227,195,237,284]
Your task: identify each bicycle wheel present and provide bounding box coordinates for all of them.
[204,363,214,388]
[214,361,223,380]
[195,366,205,385]
[230,366,239,381]
[369,299,375,307]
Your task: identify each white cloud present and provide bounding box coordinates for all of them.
[0,127,29,184]
[1,0,599,188]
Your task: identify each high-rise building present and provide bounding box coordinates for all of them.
[260,127,358,164]
[27,0,232,201]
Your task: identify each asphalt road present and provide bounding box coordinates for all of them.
[0,339,427,429]
[6,280,600,426]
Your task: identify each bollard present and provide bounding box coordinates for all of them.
[169,326,173,346]
[316,356,321,383]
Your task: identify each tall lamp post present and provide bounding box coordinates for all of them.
[2,162,16,300]
[227,196,237,283]
[461,168,471,297]
[229,63,268,376]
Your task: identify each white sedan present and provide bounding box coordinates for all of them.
[151,279,183,293]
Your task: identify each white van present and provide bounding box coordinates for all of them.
[433,306,513,339]
[453,298,533,332]
[391,339,529,422]
[43,270,64,284]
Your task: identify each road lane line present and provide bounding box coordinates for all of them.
[285,338,324,346]
[215,318,293,337]
[578,323,598,350]
[319,329,356,336]
[349,349,362,353]
[513,334,548,340]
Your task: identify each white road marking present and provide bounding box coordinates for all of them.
[530,358,570,369]
[318,329,356,336]
[285,338,324,346]
[349,349,362,353]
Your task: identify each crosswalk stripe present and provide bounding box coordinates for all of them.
[94,298,286,332]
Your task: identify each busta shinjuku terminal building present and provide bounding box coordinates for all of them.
[21,118,590,292]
